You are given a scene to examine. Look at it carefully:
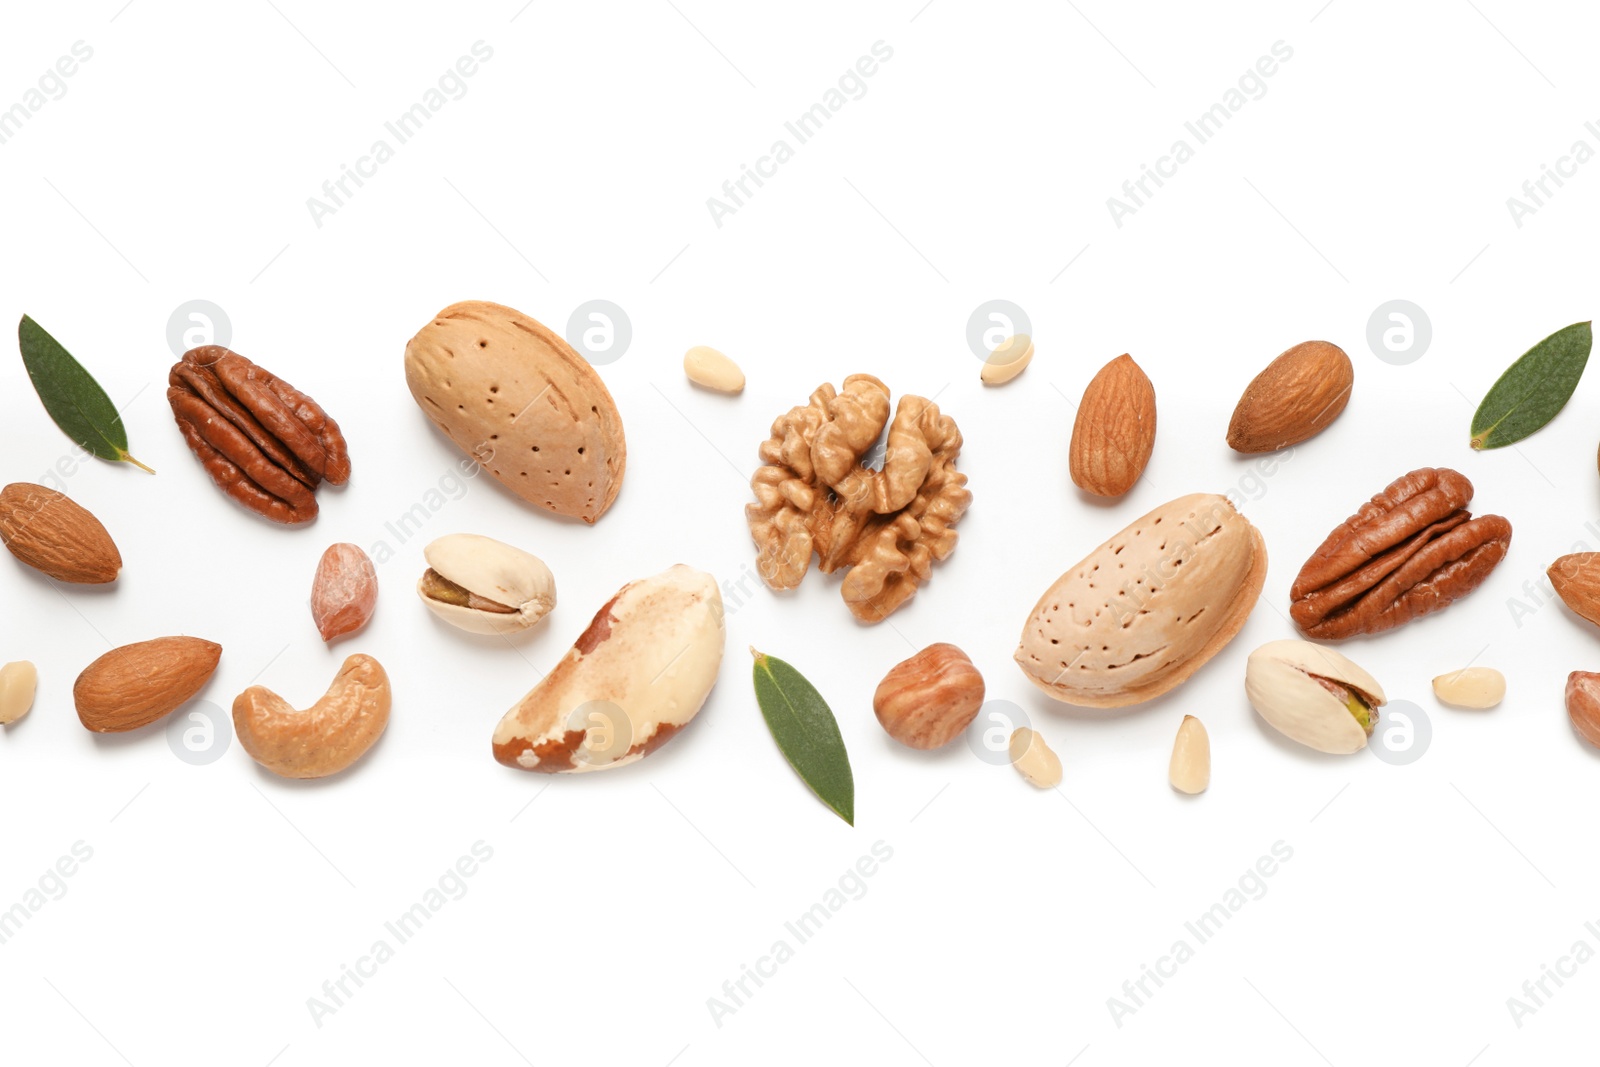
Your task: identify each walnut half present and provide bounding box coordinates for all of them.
[745,375,971,622]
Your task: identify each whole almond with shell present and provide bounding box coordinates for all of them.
[1069,354,1156,498]
[0,483,121,584]
[1227,341,1353,453]
[74,636,222,732]
[1550,552,1600,628]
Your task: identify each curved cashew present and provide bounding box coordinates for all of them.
[233,654,391,778]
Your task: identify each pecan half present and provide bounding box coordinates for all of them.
[1290,467,1511,639]
[167,346,351,524]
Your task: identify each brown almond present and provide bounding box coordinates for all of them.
[311,543,378,642]
[1550,553,1600,628]
[0,483,121,583]
[1068,354,1156,498]
[1226,341,1353,453]
[74,636,222,732]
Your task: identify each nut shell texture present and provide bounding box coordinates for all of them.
[493,565,724,773]
[404,301,625,524]
[1015,493,1266,707]
[419,533,556,635]
[1245,640,1385,754]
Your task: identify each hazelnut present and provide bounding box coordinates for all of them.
[872,643,985,750]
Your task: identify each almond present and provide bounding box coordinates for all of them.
[74,636,222,732]
[1550,553,1600,628]
[1068,354,1155,498]
[1226,341,1352,453]
[0,483,121,584]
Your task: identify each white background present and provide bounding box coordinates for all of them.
[1,1,1598,1063]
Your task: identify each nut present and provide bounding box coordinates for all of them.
[167,346,351,524]
[1226,341,1353,453]
[1549,552,1600,628]
[683,345,745,394]
[0,483,121,583]
[1245,640,1386,754]
[872,643,985,749]
[405,301,627,524]
[980,334,1033,385]
[311,543,378,642]
[1009,728,1061,788]
[74,636,222,732]
[1432,667,1505,709]
[1015,493,1267,707]
[417,533,556,635]
[1291,468,1511,639]
[234,654,391,778]
[1168,715,1209,794]
[492,565,724,772]
[0,661,37,724]
[1069,354,1156,498]
[746,375,971,622]
[1567,672,1600,748]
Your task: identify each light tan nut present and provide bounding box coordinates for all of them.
[1245,640,1385,754]
[0,483,121,584]
[1226,341,1353,453]
[1015,493,1267,707]
[234,655,391,778]
[872,643,985,750]
[1431,667,1505,709]
[1550,553,1600,628]
[1069,354,1156,498]
[311,543,378,642]
[1009,727,1062,788]
[1169,715,1209,794]
[404,301,626,524]
[1568,672,1600,748]
[492,565,724,773]
[980,334,1033,385]
[683,346,745,394]
[0,661,37,725]
[74,637,222,733]
[417,533,556,635]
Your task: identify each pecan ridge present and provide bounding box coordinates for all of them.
[167,346,351,525]
[1290,467,1511,639]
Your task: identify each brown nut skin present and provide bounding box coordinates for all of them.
[1567,672,1600,748]
[75,637,222,732]
[234,655,391,779]
[167,345,351,525]
[1550,553,1600,629]
[873,643,985,750]
[311,543,378,641]
[1226,341,1353,453]
[1069,354,1156,498]
[1290,467,1511,639]
[0,483,121,584]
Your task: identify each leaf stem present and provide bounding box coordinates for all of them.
[119,449,156,474]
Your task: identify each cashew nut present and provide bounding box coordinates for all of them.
[233,654,391,778]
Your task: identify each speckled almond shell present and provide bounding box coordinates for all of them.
[1015,493,1267,707]
[404,301,626,524]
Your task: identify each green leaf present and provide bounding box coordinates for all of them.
[17,315,153,473]
[1470,321,1592,450]
[751,648,854,825]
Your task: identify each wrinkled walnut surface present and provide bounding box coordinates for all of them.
[746,375,970,622]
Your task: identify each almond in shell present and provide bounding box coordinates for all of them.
[74,636,222,732]
[1069,354,1156,498]
[1227,341,1352,453]
[0,483,121,584]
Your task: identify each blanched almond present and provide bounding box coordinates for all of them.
[0,661,36,724]
[1009,727,1062,788]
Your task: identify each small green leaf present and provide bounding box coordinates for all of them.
[18,315,153,473]
[751,648,854,825]
[1470,321,1592,450]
